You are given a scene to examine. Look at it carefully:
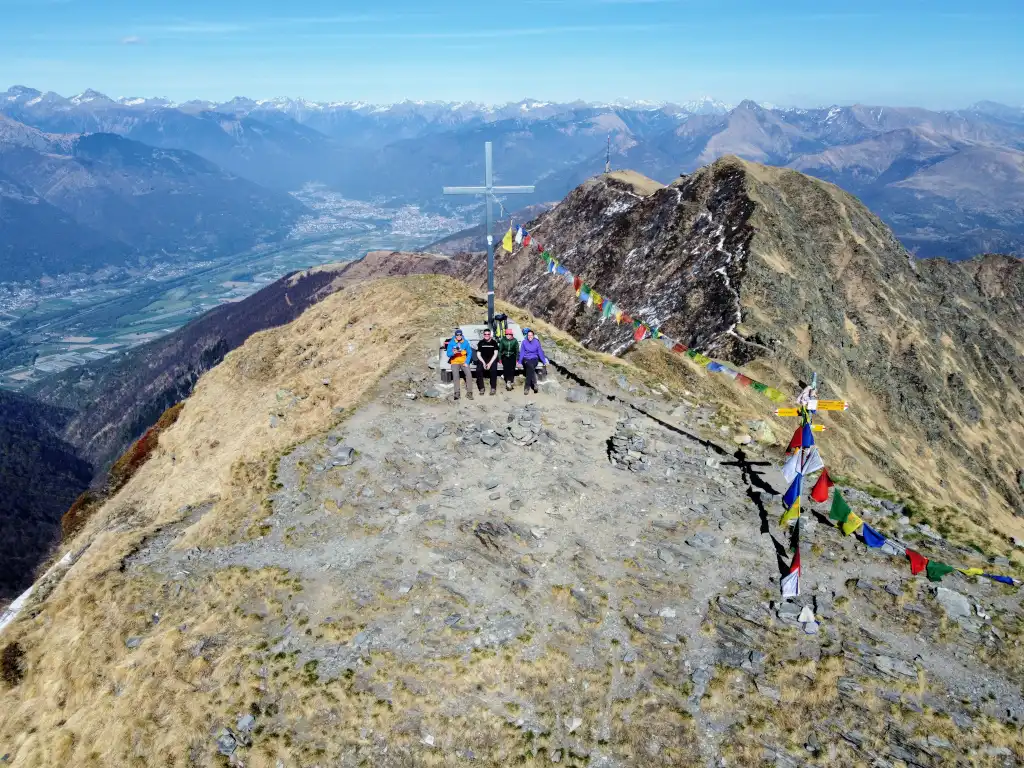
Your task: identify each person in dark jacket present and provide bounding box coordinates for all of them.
[497,327,520,391]
[474,328,500,395]
[517,328,548,395]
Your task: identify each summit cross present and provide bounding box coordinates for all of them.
[443,141,535,326]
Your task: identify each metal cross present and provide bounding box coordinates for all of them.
[443,141,535,326]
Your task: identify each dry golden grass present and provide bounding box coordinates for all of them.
[0,274,684,767]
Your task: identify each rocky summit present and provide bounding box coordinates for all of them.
[1,272,1023,767]
[1,158,1023,767]
[446,158,1024,534]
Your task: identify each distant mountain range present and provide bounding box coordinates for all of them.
[2,85,1024,281]
[0,112,308,281]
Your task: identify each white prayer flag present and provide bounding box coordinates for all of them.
[781,568,800,598]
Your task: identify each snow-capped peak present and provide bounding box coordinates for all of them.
[70,89,113,105]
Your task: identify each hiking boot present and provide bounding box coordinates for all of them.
[453,393,460,401]
[489,388,496,396]
[467,389,474,400]
[505,382,513,391]
[523,385,530,395]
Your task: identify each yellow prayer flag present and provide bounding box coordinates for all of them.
[692,353,712,366]
[765,387,789,403]
[959,567,984,576]
[779,498,800,526]
[614,311,623,324]
[841,512,863,536]
[501,228,514,252]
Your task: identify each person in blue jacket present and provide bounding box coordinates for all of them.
[446,328,474,400]
[517,328,548,395]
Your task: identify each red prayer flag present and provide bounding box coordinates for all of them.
[787,427,803,454]
[907,549,928,576]
[736,374,753,386]
[523,234,531,247]
[620,313,632,324]
[671,343,687,354]
[810,469,834,503]
[573,276,582,293]
[633,324,648,342]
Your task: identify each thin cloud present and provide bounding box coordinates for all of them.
[120,35,144,45]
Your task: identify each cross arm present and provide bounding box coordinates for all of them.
[491,185,535,194]
[443,186,488,195]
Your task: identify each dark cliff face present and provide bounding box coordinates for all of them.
[0,391,91,600]
[453,167,760,362]
[446,159,1024,521]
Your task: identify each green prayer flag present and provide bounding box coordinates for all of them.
[829,490,851,524]
[686,349,699,360]
[926,560,955,583]
[750,381,769,393]
[541,250,552,262]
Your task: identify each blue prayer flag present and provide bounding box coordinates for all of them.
[984,574,1016,586]
[861,524,886,548]
[707,362,724,373]
[783,475,802,510]
[801,422,815,448]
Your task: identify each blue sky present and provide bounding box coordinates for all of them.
[2,0,1022,107]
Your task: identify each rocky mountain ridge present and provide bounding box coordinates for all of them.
[442,160,1024,533]
[1,274,1022,766]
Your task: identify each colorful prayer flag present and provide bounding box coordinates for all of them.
[765,388,789,403]
[602,301,614,319]
[801,422,815,449]
[783,475,802,510]
[810,469,834,503]
[782,452,802,485]
[523,232,532,247]
[750,381,769,393]
[926,560,955,582]
[787,426,803,453]
[829,490,851,524]
[707,362,725,373]
[633,324,648,342]
[614,310,623,324]
[540,250,552,262]
[861,524,886,548]
[800,447,824,476]
[780,497,801,526]
[502,228,514,252]
[984,574,1016,586]
[958,567,984,577]
[736,374,753,387]
[781,551,800,597]
[573,276,582,294]
[692,353,712,366]
[514,225,524,245]
[842,511,863,536]
[672,343,687,354]
[906,549,928,575]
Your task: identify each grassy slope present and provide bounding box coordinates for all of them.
[0,275,622,766]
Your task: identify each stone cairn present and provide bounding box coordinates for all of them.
[608,417,652,471]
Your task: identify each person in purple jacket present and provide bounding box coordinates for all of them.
[517,328,548,395]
